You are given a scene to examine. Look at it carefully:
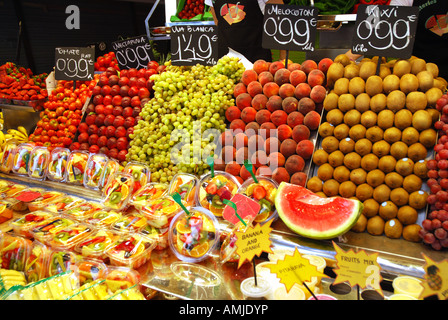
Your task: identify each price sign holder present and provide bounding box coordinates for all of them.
[170,24,218,66]
[111,35,155,70]
[262,4,318,68]
[54,47,95,89]
[352,4,419,75]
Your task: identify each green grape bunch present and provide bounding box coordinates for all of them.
[126,56,245,183]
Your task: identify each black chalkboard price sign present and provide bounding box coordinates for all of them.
[112,35,155,70]
[351,4,419,59]
[170,25,218,66]
[262,4,318,52]
[54,47,95,81]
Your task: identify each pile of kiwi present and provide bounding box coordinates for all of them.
[310,54,447,242]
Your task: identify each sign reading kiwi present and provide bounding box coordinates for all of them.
[262,4,318,52]
[170,25,218,66]
[351,4,419,59]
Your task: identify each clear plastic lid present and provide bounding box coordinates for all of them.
[196,171,241,217]
[83,153,109,190]
[0,232,32,272]
[240,277,272,299]
[46,223,94,251]
[98,158,120,190]
[62,201,102,222]
[85,209,123,229]
[24,240,50,283]
[139,224,169,251]
[0,183,28,199]
[237,176,279,224]
[104,266,141,292]
[44,194,86,214]
[111,213,148,234]
[123,161,151,195]
[168,173,199,207]
[10,187,47,211]
[0,198,18,224]
[168,206,220,263]
[11,142,35,175]
[27,190,65,212]
[102,172,135,211]
[27,146,50,180]
[46,147,70,182]
[10,210,55,238]
[46,249,78,277]
[30,214,77,244]
[76,257,108,287]
[130,182,169,209]
[0,141,18,173]
[105,233,157,269]
[65,151,89,185]
[139,196,182,229]
[74,228,120,261]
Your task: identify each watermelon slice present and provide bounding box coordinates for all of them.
[275,182,363,240]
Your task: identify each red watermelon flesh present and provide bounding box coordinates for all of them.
[275,182,363,240]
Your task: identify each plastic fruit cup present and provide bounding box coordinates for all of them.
[46,147,70,182]
[0,141,18,173]
[392,275,424,299]
[240,276,272,300]
[237,176,279,224]
[28,146,50,180]
[169,207,220,263]
[102,172,135,211]
[12,143,35,175]
[130,182,169,210]
[10,210,54,238]
[140,197,182,229]
[74,229,120,261]
[85,209,122,229]
[123,162,151,194]
[83,153,109,190]
[65,151,89,185]
[168,173,199,207]
[106,233,156,269]
[111,213,148,234]
[139,224,169,250]
[308,293,338,300]
[27,191,65,212]
[196,171,241,217]
[99,158,120,190]
[220,217,255,264]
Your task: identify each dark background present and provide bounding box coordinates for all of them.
[0,0,168,74]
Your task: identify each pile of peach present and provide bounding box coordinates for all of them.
[214,58,334,186]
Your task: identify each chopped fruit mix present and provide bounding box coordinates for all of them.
[106,234,155,269]
[0,142,17,173]
[47,223,93,249]
[76,229,119,260]
[63,202,102,221]
[46,147,70,182]
[239,178,278,223]
[199,173,239,217]
[84,153,108,190]
[12,143,34,175]
[111,213,147,233]
[45,195,85,214]
[66,151,88,184]
[47,250,77,277]
[102,173,134,210]
[123,162,150,195]
[168,174,198,206]
[220,219,253,264]
[131,182,168,209]
[99,159,120,190]
[28,191,65,212]
[30,216,76,243]
[140,197,181,229]
[86,210,122,228]
[28,147,50,180]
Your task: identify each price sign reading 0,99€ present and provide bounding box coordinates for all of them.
[170,25,218,66]
[54,47,95,81]
[262,4,318,52]
[351,4,419,59]
[112,35,155,70]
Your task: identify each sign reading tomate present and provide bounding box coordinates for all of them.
[262,4,319,52]
[54,47,95,81]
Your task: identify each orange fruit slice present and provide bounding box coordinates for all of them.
[176,219,191,234]
[254,211,270,223]
[189,241,209,258]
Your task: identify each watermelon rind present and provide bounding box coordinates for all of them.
[275,182,363,240]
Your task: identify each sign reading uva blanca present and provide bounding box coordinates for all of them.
[170,25,218,66]
[262,4,318,52]
[112,35,155,70]
[54,47,95,81]
[351,4,419,59]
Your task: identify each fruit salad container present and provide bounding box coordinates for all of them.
[0,141,18,173]
[74,228,120,261]
[0,183,28,200]
[168,207,220,263]
[30,214,77,244]
[62,201,102,222]
[168,173,199,207]
[44,194,86,214]
[10,210,54,238]
[0,232,32,271]
[123,162,151,195]
[220,217,255,264]
[11,142,35,175]
[46,147,70,182]
[99,158,120,190]
[65,150,89,185]
[76,257,108,287]
[83,153,109,190]
[0,198,18,224]
[46,223,94,251]
[105,233,156,269]
[46,249,78,277]
[111,213,148,234]
[130,182,169,211]
[9,187,47,211]
[102,172,134,211]
[85,209,123,229]
[139,196,182,229]
[24,240,50,282]
[27,146,50,180]
[197,171,241,217]
[237,176,279,224]
[139,224,169,251]
[0,179,15,193]
[104,266,141,292]
[27,190,65,212]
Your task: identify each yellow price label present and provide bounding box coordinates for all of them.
[421,254,448,300]
[235,220,273,268]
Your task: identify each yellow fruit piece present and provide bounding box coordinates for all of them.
[189,241,209,258]
[176,219,191,234]
[254,211,270,223]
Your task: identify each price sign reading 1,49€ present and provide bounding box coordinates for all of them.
[170,25,218,66]
[351,4,419,59]
[54,47,95,81]
[262,4,318,52]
